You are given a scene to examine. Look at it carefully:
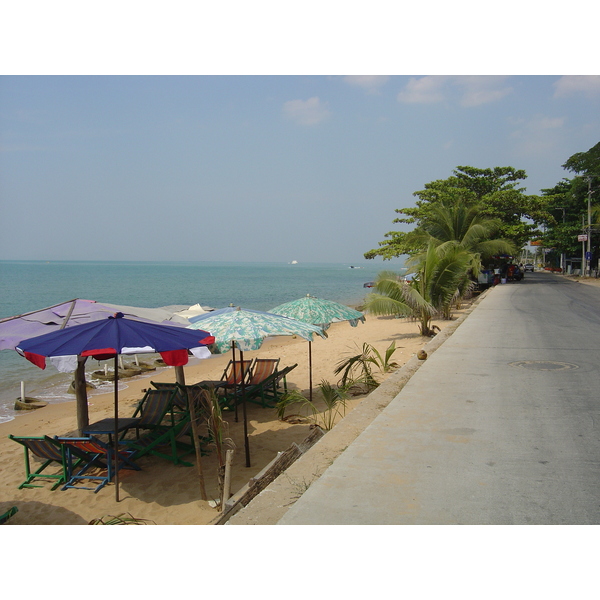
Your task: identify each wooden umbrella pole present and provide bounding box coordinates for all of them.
[114,355,120,503]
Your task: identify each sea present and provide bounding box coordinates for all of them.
[0,260,405,424]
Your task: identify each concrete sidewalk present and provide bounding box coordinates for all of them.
[275,276,600,525]
[226,291,489,525]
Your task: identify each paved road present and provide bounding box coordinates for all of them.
[279,273,600,524]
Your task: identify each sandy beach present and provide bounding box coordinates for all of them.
[4,273,593,526]
[0,304,473,526]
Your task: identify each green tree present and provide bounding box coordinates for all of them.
[365,166,551,260]
[364,243,472,335]
[539,142,600,267]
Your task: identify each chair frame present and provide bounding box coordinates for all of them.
[9,434,74,490]
[56,436,140,493]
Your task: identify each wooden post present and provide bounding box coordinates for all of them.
[174,365,186,386]
[222,448,234,508]
[187,386,208,501]
[74,356,89,435]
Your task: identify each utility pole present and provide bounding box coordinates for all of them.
[587,176,592,276]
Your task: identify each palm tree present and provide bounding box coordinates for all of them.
[409,202,516,277]
[364,243,472,335]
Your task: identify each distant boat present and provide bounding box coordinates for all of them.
[290,260,298,264]
[363,281,375,288]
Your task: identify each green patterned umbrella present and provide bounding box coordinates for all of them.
[187,307,326,467]
[270,295,365,330]
[271,296,365,403]
[187,306,326,353]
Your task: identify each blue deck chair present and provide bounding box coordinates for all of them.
[9,434,80,491]
[56,436,140,493]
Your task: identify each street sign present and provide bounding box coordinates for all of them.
[586,252,592,260]
[578,234,588,242]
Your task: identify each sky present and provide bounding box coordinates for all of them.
[1,5,599,265]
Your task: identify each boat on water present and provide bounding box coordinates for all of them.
[363,281,375,288]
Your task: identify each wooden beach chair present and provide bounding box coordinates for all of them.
[9,434,94,491]
[56,436,140,493]
[196,358,254,390]
[150,381,188,410]
[226,362,298,408]
[130,388,179,437]
[125,387,210,466]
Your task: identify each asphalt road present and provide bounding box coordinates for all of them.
[278,272,600,524]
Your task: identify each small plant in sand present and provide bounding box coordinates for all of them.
[276,380,349,431]
[89,513,155,525]
[334,341,399,393]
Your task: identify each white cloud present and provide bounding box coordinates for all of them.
[397,76,447,104]
[282,97,331,125]
[343,75,389,94]
[455,75,513,107]
[553,75,600,98]
[397,75,512,106]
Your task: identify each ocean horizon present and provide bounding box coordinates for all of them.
[0,259,405,423]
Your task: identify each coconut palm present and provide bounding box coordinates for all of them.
[365,243,472,335]
[415,202,516,276]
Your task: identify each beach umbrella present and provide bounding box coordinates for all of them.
[270,295,365,401]
[0,298,200,430]
[16,312,215,501]
[187,306,326,466]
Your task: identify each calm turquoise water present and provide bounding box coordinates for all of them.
[0,260,403,423]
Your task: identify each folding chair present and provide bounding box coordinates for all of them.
[56,436,140,493]
[197,358,254,391]
[9,435,75,490]
[129,388,179,437]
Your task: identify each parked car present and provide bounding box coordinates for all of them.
[524,264,534,272]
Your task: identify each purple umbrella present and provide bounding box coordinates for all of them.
[17,313,215,501]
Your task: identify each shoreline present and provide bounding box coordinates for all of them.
[0,307,470,525]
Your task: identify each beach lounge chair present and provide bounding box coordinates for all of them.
[150,381,188,410]
[248,358,280,386]
[56,436,140,493]
[130,388,179,436]
[197,358,254,391]
[125,388,210,466]
[224,363,298,408]
[124,414,199,467]
[9,434,79,490]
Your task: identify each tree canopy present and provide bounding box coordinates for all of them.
[365,166,551,260]
[538,142,600,265]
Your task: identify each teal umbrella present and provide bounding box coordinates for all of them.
[270,295,365,402]
[187,307,326,466]
[270,295,365,330]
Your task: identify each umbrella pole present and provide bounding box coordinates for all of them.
[308,341,313,403]
[114,355,120,503]
[240,350,251,467]
[232,343,239,423]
